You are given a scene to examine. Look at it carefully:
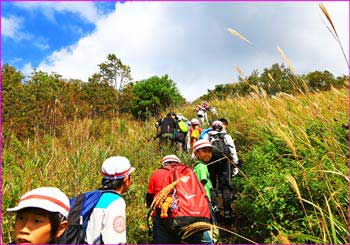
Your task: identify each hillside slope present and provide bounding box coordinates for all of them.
[2,87,348,243]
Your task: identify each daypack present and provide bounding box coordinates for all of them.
[175,131,186,143]
[157,164,211,231]
[208,132,231,159]
[159,117,177,135]
[199,128,212,140]
[178,120,189,133]
[59,190,116,244]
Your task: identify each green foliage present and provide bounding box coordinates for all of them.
[2,64,120,140]
[2,60,348,244]
[95,53,132,91]
[200,63,348,100]
[130,75,185,120]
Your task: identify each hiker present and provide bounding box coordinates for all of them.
[85,156,135,244]
[155,112,178,150]
[7,187,70,244]
[146,154,213,244]
[174,114,189,152]
[202,102,218,121]
[216,118,239,177]
[146,155,182,243]
[194,104,209,126]
[199,117,228,140]
[192,140,216,211]
[190,118,203,153]
[203,120,239,225]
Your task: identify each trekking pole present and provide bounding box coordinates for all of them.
[206,156,227,167]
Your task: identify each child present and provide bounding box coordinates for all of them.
[85,156,135,244]
[192,139,214,203]
[192,140,219,242]
[7,187,70,244]
[190,118,203,153]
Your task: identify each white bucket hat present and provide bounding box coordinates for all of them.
[102,156,135,179]
[161,154,181,166]
[212,120,224,127]
[193,139,213,152]
[7,187,70,218]
[191,118,200,125]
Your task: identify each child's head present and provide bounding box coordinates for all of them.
[7,187,70,244]
[161,154,181,167]
[101,156,135,193]
[191,118,200,128]
[212,120,224,131]
[218,118,228,129]
[193,139,213,163]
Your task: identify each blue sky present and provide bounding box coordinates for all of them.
[2,1,349,101]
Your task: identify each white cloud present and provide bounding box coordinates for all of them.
[22,62,34,77]
[35,42,50,50]
[14,2,101,23]
[2,15,31,40]
[34,2,348,101]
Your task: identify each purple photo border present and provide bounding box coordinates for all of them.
[0,0,349,244]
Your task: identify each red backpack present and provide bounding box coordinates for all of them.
[161,163,211,230]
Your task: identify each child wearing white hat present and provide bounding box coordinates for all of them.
[85,156,135,244]
[192,139,214,201]
[7,187,70,244]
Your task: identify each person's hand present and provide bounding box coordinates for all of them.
[232,167,239,177]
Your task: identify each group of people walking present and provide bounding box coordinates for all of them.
[6,104,240,244]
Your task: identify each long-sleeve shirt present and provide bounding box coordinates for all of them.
[86,192,126,244]
[204,130,239,164]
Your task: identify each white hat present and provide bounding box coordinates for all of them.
[191,118,200,125]
[161,154,181,166]
[101,156,135,179]
[193,139,213,152]
[7,187,70,218]
[212,120,224,127]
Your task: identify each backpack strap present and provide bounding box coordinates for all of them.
[69,193,85,225]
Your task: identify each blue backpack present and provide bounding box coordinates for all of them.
[199,128,212,140]
[59,190,117,244]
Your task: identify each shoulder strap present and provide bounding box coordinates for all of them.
[68,193,85,224]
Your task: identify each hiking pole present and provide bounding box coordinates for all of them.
[206,156,227,167]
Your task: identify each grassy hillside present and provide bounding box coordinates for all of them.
[2,87,348,243]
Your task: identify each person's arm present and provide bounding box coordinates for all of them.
[146,175,155,207]
[225,134,238,164]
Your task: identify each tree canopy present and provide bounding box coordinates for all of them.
[130,75,185,120]
[200,63,347,101]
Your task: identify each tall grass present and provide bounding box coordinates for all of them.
[2,85,348,243]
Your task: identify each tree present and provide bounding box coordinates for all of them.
[304,70,336,91]
[130,75,185,120]
[2,64,28,140]
[97,54,132,92]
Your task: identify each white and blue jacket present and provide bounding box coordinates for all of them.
[86,192,126,244]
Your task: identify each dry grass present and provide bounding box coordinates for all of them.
[227,27,253,45]
[319,3,349,68]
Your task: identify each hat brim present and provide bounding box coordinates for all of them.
[7,199,68,217]
[194,144,214,151]
[128,167,136,175]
